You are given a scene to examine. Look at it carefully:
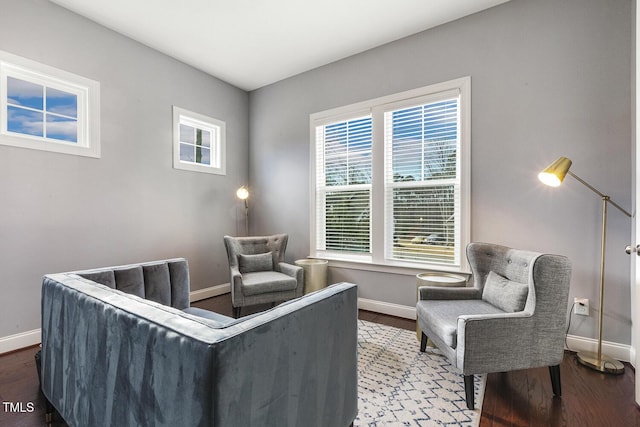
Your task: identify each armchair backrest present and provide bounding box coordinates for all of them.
[467,242,541,312]
[466,242,572,360]
[224,234,289,270]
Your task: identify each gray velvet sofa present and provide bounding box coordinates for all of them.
[41,258,358,427]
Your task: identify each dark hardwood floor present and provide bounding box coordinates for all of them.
[1,293,638,426]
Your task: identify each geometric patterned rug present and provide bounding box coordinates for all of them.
[355,320,485,426]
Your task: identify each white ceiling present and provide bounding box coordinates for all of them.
[50,0,510,91]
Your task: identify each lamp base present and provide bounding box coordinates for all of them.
[576,351,624,374]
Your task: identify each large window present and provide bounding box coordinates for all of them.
[311,77,470,270]
[0,50,100,158]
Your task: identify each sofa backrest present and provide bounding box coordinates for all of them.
[71,258,190,309]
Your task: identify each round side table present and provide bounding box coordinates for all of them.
[295,259,329,294]
[416,272,467,341]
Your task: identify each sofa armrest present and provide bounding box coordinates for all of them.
[419,286,482,300]
[41,275,220,426]
[212,282,358,426]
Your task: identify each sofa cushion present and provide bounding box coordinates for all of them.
[78,270,116,288]
[182,307,235,327]
[241,271,297,296]
[482,271,529,312]
[238,252,273,274]
[417,299,504,349]
[142,263,172,306]
[168,260,190,310]
[114,266,145,298]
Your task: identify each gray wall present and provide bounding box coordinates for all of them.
[0,0,633,348]
[249,0,634,345]
[0,0,249,338]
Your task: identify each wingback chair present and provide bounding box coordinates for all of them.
[224,234,304,318]
[416,242,572,410]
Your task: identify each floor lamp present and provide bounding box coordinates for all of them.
[538,156,630,374]
[236,186,249,236]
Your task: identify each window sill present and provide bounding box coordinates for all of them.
[307,253,471,277]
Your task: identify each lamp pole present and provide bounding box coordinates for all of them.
[566,172,631,374]
[244,198,249,236]
[236,186,250,236]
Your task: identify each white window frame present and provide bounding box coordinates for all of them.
[310,77,471,273]
[172,106,226,175]
[0,50,100,158]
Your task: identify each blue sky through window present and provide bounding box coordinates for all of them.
[7,77,43,109]
[46,87,77,118]
[391,99,458,182]
[6,76,78,143]
[324,116,372,186]
[7,106,43,137]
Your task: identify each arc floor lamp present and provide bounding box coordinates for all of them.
[539,156,631,374]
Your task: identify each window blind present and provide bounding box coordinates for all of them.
[315,116,372,253]
[384,97,460,264]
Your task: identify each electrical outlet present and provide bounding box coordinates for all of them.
[574,297,589,316]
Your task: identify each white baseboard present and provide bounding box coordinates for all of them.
[358,297,416,320]
[565,334,632,363]
[0,329,41,355]
[189,283,230,302]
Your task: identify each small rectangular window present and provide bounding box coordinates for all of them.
[0,50,100,158]
[173,106,226,175]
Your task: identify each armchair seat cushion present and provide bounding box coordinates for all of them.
[417,299,504,349]
[241,271,298,296]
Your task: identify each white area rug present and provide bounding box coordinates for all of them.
[356,320,485,426]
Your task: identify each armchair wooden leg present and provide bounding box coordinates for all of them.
[464,375,475,410]
[420,332,428,352]
[549,365,562,396]
[233,306,241,318]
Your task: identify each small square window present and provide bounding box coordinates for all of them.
[172,106,226,175]
[0,50,100,158]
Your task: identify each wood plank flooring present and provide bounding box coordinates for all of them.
[1,293,638,426]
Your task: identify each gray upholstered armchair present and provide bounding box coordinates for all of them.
[416,242,572,410]
[224,234,304,317]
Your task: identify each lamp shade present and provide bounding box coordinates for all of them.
[236,186,249,200]
[538,156,572,187]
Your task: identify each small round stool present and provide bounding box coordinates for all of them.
[295,259,329,294]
